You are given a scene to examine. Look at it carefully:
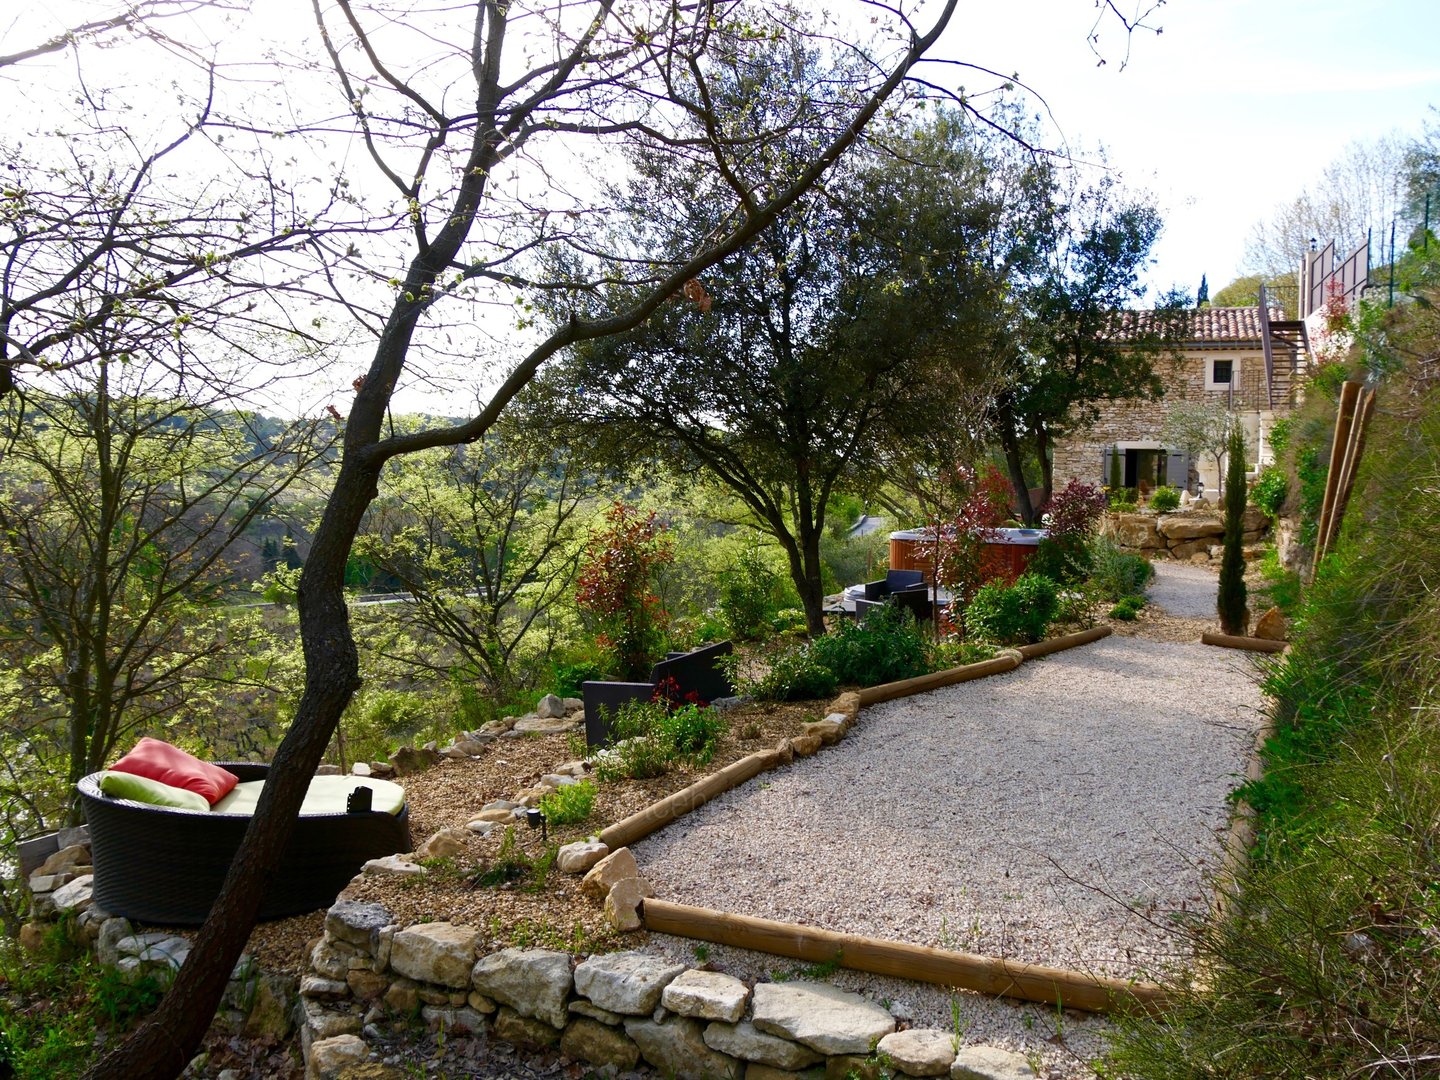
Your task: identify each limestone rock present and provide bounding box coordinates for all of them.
[470,806,517,824]
[471,947,573,1029]
[416,827,470,860]
[362,855,424,877]
[346,970,388,1002]
[1156,513,1223,541]
[492,1005,561,1048]
[388,746,441,776]
[950,1045,1036,1080]
[467,990,497,1013]
[772,740,794,766]
[312,939,357,981]
[801,720,845,746]
[36,843,90,878]
[704,1020,822,1069]
[1104,511,1161,550]
[789,735,822,758]
[302,976,351,1002]
[570,999,626,1024]
[315,764,343,776]
[751,982,894,1056]
[624,1015,741,1080]
[326,901,393,952]
[244,972,298,1040]
[557,840,609,874]
[336,1065,405,1080]
[51,874,94,913]
[878,1029,957,1077]
[449,738,488,757]
[827,1055,888,1080]
[465,820,498,836]
[561,1016,642,1071]
[604,877,647,932]
[512,715,577,735]
[1253,606,1287,641]
[308,1034,369,1080]
[662,969,750,1023]
[563,697,584,712]
[301,999,364,1041]
[351,762,372,777]
[96,916,134,966]
[420,1005,488,1035]
[536,694,567,719]
[574,951,685,1015]
[582,846,642,900]
[17,922,46,953]
[746,1066,813,1080]
[388,923,479,989]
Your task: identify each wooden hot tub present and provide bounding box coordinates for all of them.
[889,527,1046,585]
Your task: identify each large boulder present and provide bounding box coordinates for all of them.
[1105,512,1161,549]
[388,745,441,776]
[750,982,895,1056]
[950,1045,1036,1079]
[1156,512,1224,542]
[325,901,393,953]
[470,948,573,1028]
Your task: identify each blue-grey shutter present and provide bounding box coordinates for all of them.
[1101,446,1115,488]
[1166,449,1190,492]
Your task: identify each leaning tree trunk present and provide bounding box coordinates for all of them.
[80,452,377,1078]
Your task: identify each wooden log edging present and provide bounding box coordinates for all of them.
[855,651,1022,707]
[598,749,781,850]
[1210,718,1274,923]
[1016,624,1113,660]
[641,898,1170,1016]
[1201,631,1288,654]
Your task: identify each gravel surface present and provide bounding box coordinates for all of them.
[632,633,1264,1077]
[1146,559,1220,618]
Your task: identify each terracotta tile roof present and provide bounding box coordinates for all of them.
[1118,306,1281,344]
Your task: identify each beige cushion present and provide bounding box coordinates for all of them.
[211,775,405,817]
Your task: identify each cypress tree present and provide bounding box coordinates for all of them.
[1217,423,1249,634]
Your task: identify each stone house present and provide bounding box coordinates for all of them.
[1051,305,1311,498]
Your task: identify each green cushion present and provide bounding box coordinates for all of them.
[98,770,211,812]
[211,775,405,817]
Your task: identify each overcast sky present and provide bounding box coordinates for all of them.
[934,0,1439,297]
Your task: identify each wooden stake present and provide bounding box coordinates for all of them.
[599,750,780,850]
[1311,380,1362,579]
[1317,386,1376,561]
[641,898,1169,1016]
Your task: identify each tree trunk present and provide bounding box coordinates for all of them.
[1033,425,1054,515]
[798,521,828,638]
[995,409,1036,525]
[80,455,376,1080]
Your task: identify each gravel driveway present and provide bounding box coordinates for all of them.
[1147,559,1220,618]
[633,633,1263,1074]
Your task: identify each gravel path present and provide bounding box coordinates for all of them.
[632,633,1264,1076]
[1147,559,1220,618]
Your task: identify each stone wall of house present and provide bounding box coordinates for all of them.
[1051,348,1277,497]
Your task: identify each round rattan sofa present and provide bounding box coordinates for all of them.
[77,763,411,925]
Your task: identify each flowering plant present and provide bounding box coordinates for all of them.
[1041,479,1107,540]
[576,502,674,679]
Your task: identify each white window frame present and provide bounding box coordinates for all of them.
[1206,356,1238,392]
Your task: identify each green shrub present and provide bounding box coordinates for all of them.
[1028,536,1091,585]
[1108,594,1146,620]
[964,573,1058,645]
[549,654,609,699]
[1087,537,1154,600]
[1255,548,1303,615]
[1147,485,1181,512]
[716,546,786,640]
[591,698,727,780]
[808,603,929,686]
[1109,498,1138,513]
[537,780,596,825]
[928,639,997,670]
[1251,465,1287,519]
[745,644,840,702]
[341,687,433,763]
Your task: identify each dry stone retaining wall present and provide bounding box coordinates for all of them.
[1101,506,1271,564]
[303,899,1037,1080]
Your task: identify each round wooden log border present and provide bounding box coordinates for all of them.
[1200,631,1288,654]
[1016,624,1113,660]
[599,749,781,851]
[641,898,1169,1016]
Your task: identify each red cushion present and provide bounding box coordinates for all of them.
[109,737,240,805]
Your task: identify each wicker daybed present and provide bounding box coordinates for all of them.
[77,762,411,925]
